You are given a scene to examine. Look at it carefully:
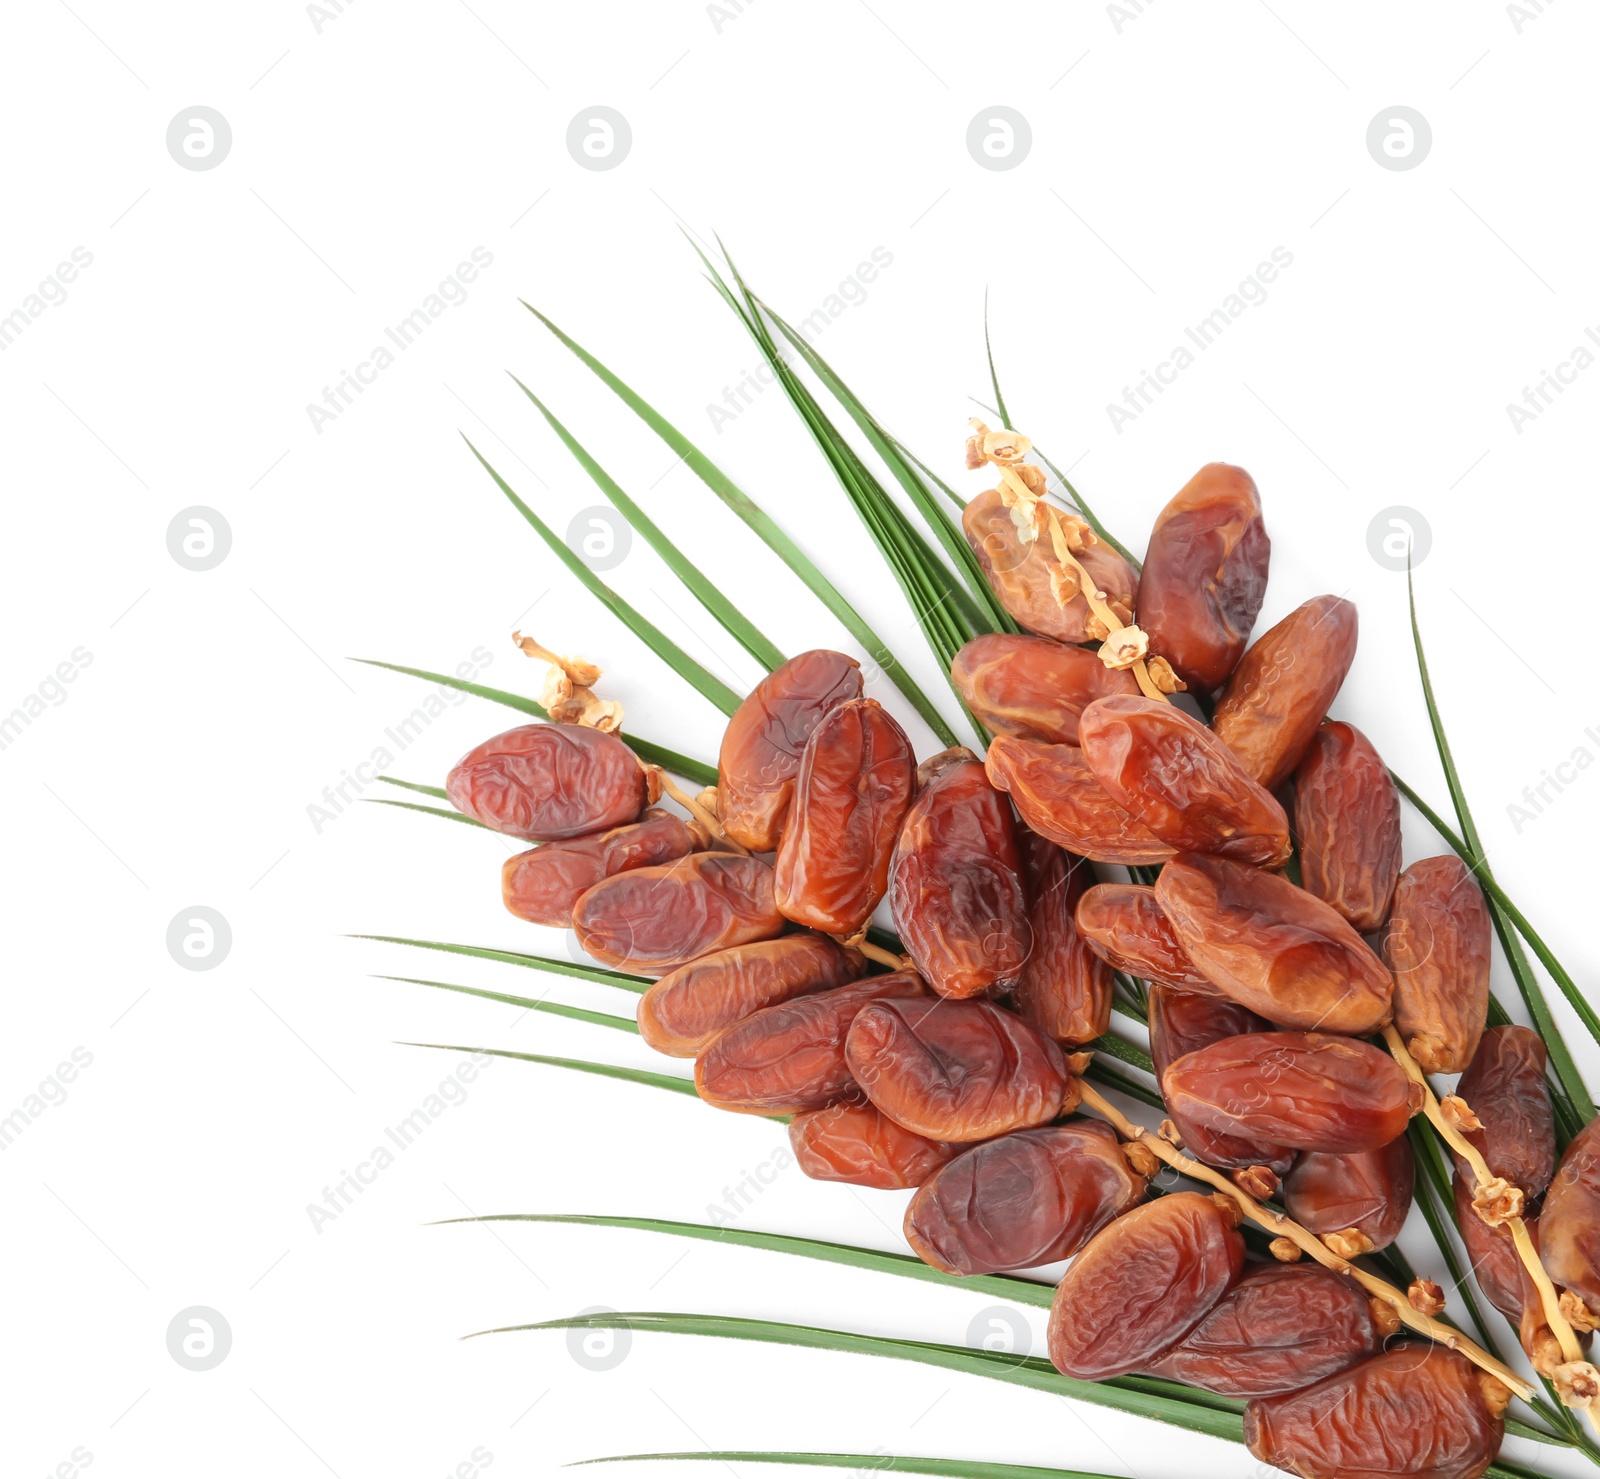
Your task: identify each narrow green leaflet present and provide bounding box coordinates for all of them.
[379,776,448,800]
[363,797,487,829]
[352,934,650,993]
[579,1452,1111,1478]
[1031,448,1141,572]
[984,294,1011,431]
[401,1041,697,1099]
[1083,1061,1163,1111]
[1091,1032,1155,1075]
[376,975,639,1034]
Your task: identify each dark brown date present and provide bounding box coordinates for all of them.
[774,698,916,936]
[1078,697,1292,868]
[845,997,1070,1142]
[1162,1031,1419,1154]
[789,1100,958,1190]
[694,971,925,1116]
[638,933,865,1058]
[572,853,784,974]
[1541,1116,1600,1322]
[1075,884,1218,994]
[1453,1025,1555,1198]
[502,809,701,927]
[1293,721,1402,933]
[1383,855,1491,1075]
[1137,462,1270,693]
[904,1121,1146,1275]
[1154,852,1393,1035]
[1010,831,1111,1045]
[1047,1191,1245,1380]
[949,633,1136,746]
[717,649,863,852]
[1211,595,1359,790]
[446,723,646,840]
[890,752,1030,999]
[1283,1135,1415,1253]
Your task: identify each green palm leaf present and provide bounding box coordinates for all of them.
[578,1452,1109,1478]
[377,975,639,1033]
[353,934,649,993]
[401,1041,696,1099]
[379,776,449,800]
[363,797,488,829]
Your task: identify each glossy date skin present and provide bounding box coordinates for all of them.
[775,698,916,936]
[904,1121,1146,1276]
[1154,852,1393,1035]
[950,633,1137,747]
[1078,697,1292,868]
[1293,721,1402,934]
[1047,1192,1246,1380]
[890,753,1031,999]
[694,970,925,1116]
[1212,595,1359,790]
[845,997,1070,1142]
[717,649,863,853]
[638,934,865,1058]
[1075,884,1218,994]
[1244,1346,1506,1479]
[1137,462,1270,693]
[1283,1135,1415,1252]
[1011,832,1110,1045]
[502,809,701,927]
[1453,1026,1555,1198]
[1542,1116,1600,1321]
[447,723,646,841]
[789,1100,958,1190]
[1383,855,1491,1075]
[572,853,784,974]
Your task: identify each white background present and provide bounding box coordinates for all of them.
[4,2,1600,1476]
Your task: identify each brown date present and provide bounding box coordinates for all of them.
[1453,1025,1555,1198]
[1162,1031,1419,1154]
[1211,595,1359,790]
[890,752,1031,999]
[845,997,1071,1142]
[1383,855,1491,1075]
[1282,1135,1415,1253]
[637,933,865,1058]
[789,1100,958,1190]
[1453,1172,1559,1373]
[1078,696,1292,868]
[1146,1261,1383,1397]
[1154,852,1393,1035]
[1047,1191,1245,1380]
[717,649,863,852]
[1075,884,1218,995]
[775,697,916,936]
[904,1121,1146,1276]
[949,633,1136,746]
[983,734,1174,866]
[446,723,646,841]
[1293,721,1402,934]
[1244,1345,1507,1479]
[1541,1116,1600,1321]
[694,970,925,1116]
[1137,462,1270,693]
[572,852,784,974]
[1010,831,1110,1045]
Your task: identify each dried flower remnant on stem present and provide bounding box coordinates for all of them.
[513,631,623,731]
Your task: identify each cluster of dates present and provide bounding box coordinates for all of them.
[444,460,1600,1479]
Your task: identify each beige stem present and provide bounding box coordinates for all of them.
[855,939,910,972]
[648,768,749,856]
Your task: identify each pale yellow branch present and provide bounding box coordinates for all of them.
[647,767,749,856]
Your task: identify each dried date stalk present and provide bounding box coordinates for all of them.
[644,766,749,856]
[513,631,624,731]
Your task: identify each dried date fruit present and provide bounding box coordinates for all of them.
[717,649,863,852]
[1211,596,1359,790]
[1146,1260,1383,1397]
[1154,852,1393,1035]
[1293,721,1402,933]
[984,735,1174,865]
[904,1121,1146,1275]
[1075,884,1218,994]
[1137,462,1270,693]
[1383,855,1491,1075]
[1453,1025,1555,1198]
[890,752,1031,999]
[949,633,1137,746]
[789,1100,958,1190]
[1011,831,1111,1045]
[845,997,1071,1142]
[1047,1191,1246,1380]
[1244,1345,1507,1479]
[775,698,916,936]
[572,852,784,974]
[695,970,925,1116]
[1283,1135,1415,1254]
[638,933,865,1058]
[446,723,646,840]
[1541,1116,1600,1322]
[1078,696,1292,868]
[1162,1031,1419,1154]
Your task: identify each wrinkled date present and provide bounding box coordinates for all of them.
[717,649,863,852]
[1454,1026,1555,1198]
[447,723,647,840]
[1047,1191,1245,1380]
[1283,1136,1415,1253]
[1211,595,1359,790]
[1154,852,1393,1035]
[1011,832,1111,1045]
[1078,697,1291,868]
[890,752,1031,999]
[789,1100,958,1190]
[775,698,916,936]
[845,996,1071,1142]
[1541,1116,1600,1323]
[572,853,784,974]
[1162,1031,1419,1154]
[503,809,701,927]
[1383,855,1491,1075]
[904,1121,1146,1276]
[1075,883,1218,995]
[1136,462,1270,693]
[637,933,865,1058]
[949,633,1136,746]
[1146,1261,1383,1397]
[695,970,925,1116]
[1244,1346,1507,1479]
[1293,721,1402,934]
